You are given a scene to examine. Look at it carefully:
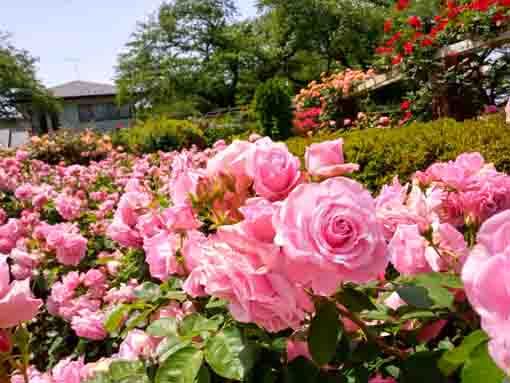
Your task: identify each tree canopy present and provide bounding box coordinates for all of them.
[0,32,57,120]
[115,0,388,115]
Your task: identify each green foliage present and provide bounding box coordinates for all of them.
[308,301,341,366]
[254,79,293,139]
[113,117,206,153]
[0,32,59,120]
[286,115,510,192]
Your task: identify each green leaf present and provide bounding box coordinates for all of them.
[155,347,203,383]
[308,300,341,366]
[336,287,376,312]
[196,366,211,383]
[147,318,178,337]
[104,305,132,333]
[156,336,191,362]
[109,360,148,382]
[134,282,162,301]
[205,297,228,309]
[397,285,435,309]
[179,313,224,338]
[401,351,447,383]
[438,330,490,376]
[461,343,506,383]
[284,357,320,383]
[205,326,258,380]
[414,273,463,289]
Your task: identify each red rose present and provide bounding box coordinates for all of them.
[399,111,413,126]
[386,32,402,46]
[392,54,404,65]
[403,42,414,55]
[499,0,510,6]
[397,0,410,10]
[400,100,411,111]
[421,38,434,47]
[384,19,393,33]
[411,32,423,41]
[408,16,422,28]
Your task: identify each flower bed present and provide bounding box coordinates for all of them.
[0,130,509,382]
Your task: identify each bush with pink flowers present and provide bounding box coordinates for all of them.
[1,129,510,383]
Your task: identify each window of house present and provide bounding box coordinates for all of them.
[78,103,131,123]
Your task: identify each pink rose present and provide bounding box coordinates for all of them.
[46,224,88,266]
[388,224,431,275]
[170,169,204,206]
[10,366,52,383]
[369,374,397,383]
[15,150,29,161]
[52,357,85,383]
[15,184,34,201]
[183,240,313,332]
[287,340,312,362]
[55,194,82,221]
[0,329,11,352]
[207,140,252,180]
[488,338,510,372]
[305,139,360,178]
[144,232,182,280]
[10,248,41,280]
[246,138,302,201]
[118,330,160,360]
[248,133,262,143]
[0,208,6,225]
[160,204,201,231]
[274,177,388,296]
[384,292,407,311]
[107,219,143,248]
[476,209,510,255]
[71,309,107,340]
[0,219,24,254]
[0,255,42,328]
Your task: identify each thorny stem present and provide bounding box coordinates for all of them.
[335,304,407,360]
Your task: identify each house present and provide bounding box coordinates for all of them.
[31,80,134,134]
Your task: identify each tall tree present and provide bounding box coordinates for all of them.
[0,32,57,120]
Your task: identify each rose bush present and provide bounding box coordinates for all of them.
[0,130,509,382]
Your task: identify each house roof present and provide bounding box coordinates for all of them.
[49,81,117,99]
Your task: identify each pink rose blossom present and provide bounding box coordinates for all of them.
[71,309,108,340]
[388,224,431,275]
[384,292,407,311]
[117,330,160,360]
[46,224,88,266]
[369,374,397,383]
[305,139,360,178]
[207,140,252,180]
[52,357,85,383]
[144,232,182,280]
[246,137,302,201]
[274,177,388,296]
[0,329,11,352]
[55,194,82,221]
[287,340,312,362]
[0,255,42,328]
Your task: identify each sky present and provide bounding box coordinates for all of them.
[1,0,257,88]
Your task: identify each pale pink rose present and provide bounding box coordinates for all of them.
[170,169,204,206]
[55,194,82,221]
[107,218,143,248]
[136,213,164,240]
[10,366,52,383]
[118,330,160,360]
[246,138,302,201]
[287,340,312,362]
[213,139,227,151]
[384,292,407,311]
[15,150,29,161]
[489,338,510,372]
[80,358,113,381]
[0,255,42,328]
[15,184,34,201]
[207,140,252,179]
[248,133,262,143]
[144,232,182,280]
[46,224,88,266]
[160,205,201,231]
[116,191,152,227]
[184,240,313,332]
[71,309,107,340]
[155,301,195,322]
[52,357,85,383]
[476,209,510,255]
[274,177,388,296]
[103,282,137,304]
[369,374,397,383]
[10,248,41,280]
[305,139,360,178]
[426,223,468,272]
[238,198,277,243]
[0,219,24,254]
[388,224,431,275]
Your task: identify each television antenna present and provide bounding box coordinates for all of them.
[64,57,81,80]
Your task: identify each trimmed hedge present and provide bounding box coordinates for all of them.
[286,115,510,192]
[112,117,206,153]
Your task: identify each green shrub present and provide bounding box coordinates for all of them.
[254,78,293,140]
[113,117,206,153]
[286,115,510,192]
